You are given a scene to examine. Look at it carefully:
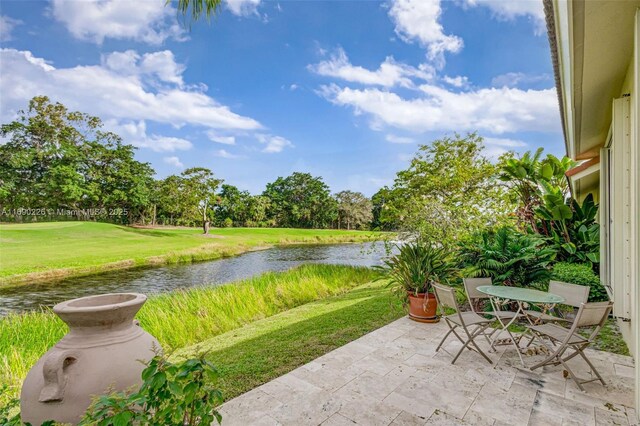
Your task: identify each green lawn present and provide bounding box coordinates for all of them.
[174,279,404,401]
[0,222,385,285]
[0,265,385,403]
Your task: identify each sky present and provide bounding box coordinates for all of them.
[0,0,563,196]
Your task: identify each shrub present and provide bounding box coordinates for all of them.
[458,226,555,287]
[551,262,608,302]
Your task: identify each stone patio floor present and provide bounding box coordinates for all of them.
[218,317,636,426]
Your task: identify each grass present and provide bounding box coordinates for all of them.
[0,264,380,402]
[0,221,387,286]
[174,280,404,401]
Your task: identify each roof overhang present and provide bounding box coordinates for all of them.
[546,0,639,160]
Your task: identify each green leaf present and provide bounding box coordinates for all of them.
[540,163,553,180]
[551,204,573,221]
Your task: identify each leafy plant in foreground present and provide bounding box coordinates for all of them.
[459,227,555,287]
[79,354,223,426]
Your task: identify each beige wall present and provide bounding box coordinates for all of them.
[615,53,636,352]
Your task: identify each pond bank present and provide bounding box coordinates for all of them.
[0,264,380,403]
[0,222,387,288]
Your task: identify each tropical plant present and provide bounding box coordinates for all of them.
[79,354,223,426]
[536,192,600,269]
[459,227,556,287]
[498,149,576,232]
[375,242,455,297]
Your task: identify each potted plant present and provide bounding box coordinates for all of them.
[376,242,454,323]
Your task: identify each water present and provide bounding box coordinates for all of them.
[0,242,389,315]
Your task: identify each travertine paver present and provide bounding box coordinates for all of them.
[218,317,636,426]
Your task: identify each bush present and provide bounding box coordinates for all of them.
[551,262,608,302]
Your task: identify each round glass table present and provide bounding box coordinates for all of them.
[476,285,565,366]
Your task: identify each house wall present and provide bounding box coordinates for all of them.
[614,52,635,353]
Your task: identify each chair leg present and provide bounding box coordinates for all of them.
[575,348,607,386]
[451,339,473,364]
[468,325,494,364]
[558,356,584,392]
[436,326,455,352]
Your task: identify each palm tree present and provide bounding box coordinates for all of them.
[168,0,223,22]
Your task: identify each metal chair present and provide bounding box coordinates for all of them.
[525,280,590,324]
[527,301,614,391]
[433,283,494,365]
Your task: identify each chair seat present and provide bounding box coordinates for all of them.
[528,323,587,345]
[446,311,492,327]
[488,310,521,320]
[524,310,570,322]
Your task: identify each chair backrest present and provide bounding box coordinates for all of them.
[569,301,614,341]
[548,280,590,308]
[432,283,459,314]
[463,277,492,300]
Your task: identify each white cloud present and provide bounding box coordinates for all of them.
[289,84,299,91]
[464,0,546,35]
[482,137,527,147]
[319,83,559,135]
[482,136,527,160]
[0,15,22,42]
[491,72,551,88]
[385,134,415,144]
[105,119,192,152]
[164,156,184,168]
[102,50,185,86]
[215,149,242,159]
[0,48,262,134]
[309,47,434,88]
[257,134,293,153]
[388,0,463,64]
[206,131,236,145]
[51,0,186,45]
[442,75,469,88]
[225,0,261,16]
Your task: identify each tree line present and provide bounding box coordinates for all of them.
[0,97,373,232]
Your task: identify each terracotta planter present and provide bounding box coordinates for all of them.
[407,292,439,323]
[21,293,159,425]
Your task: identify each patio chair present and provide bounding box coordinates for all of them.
[433,283,494,365]
[524,280,590,324]
[527,301,614,391]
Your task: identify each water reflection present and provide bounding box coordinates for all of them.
[0,242,388,315]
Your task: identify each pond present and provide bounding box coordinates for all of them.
[0,242,389,316]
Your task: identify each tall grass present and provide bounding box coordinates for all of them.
[0,264,376,401]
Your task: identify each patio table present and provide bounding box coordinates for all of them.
[476,285,565,367]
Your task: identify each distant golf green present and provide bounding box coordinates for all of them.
[0,222,385,286]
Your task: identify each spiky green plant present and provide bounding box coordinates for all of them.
[375,242,455,297]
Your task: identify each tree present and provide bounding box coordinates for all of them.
[497,148,575,232]
[169,0,223,22]
[0,96,154,223]
[334,190,373,230]
[371,187,401,231]
[180,167,222,234]
[263,172,337,228]
[213,184,252,227]
[384,133,515,249]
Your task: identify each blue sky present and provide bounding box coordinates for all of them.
[0,0,562,196]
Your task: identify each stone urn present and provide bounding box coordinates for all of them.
[20,293,160,425]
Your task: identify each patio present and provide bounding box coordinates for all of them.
[218,317,636,426]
